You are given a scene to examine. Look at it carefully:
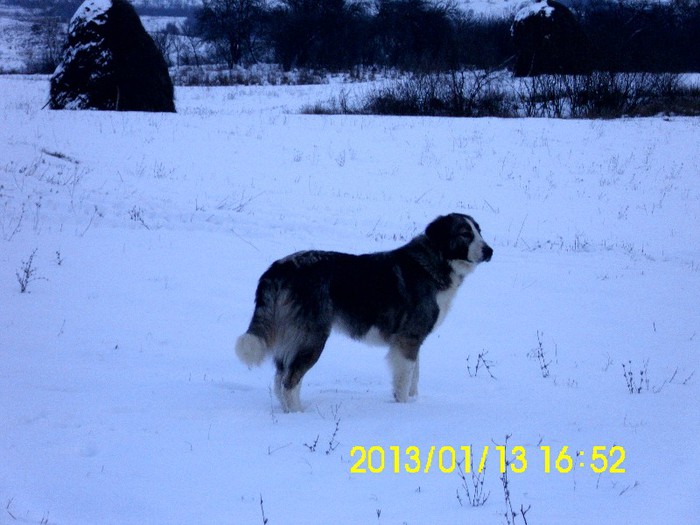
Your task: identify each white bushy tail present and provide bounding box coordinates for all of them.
[237,263,280,367]
[235,332,269,367]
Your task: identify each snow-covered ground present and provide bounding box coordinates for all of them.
[0,5,36,73]
[1,75,699,524]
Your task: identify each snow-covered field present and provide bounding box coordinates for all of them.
[1,75,699,524]
[0,5,36,73]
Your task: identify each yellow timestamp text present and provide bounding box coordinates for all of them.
[349,445,626,475]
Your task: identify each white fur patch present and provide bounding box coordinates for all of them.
[435,260,473,327]
[235,333,268,367]
[409,357,419,397]
[358,326,389,346]
[333,323,389,347]
[388,348,416,403]
[275,374,303,413]
[465,217,489,264]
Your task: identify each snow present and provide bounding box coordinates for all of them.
[514,1,555,23]
[0,8,32,73]
[139,15,187,32]
[1,75,699,524]
[69,0,112,35]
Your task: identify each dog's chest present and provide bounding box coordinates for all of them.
[434,263,472,328]
[435,279,461,328]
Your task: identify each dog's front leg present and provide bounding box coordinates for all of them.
[409,356,419,397]
[389,343,419,403]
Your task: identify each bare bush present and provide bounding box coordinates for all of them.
[499,434,531,525]
[527,331,553,379]
[466,350,496,379]
[517,71,700,118]
[456,454,490,507]
[16,248,44,293]
[303,69,698,118]
[622,360,649,394]
[360,69,515,117]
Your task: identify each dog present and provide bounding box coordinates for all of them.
[235,213,492,412]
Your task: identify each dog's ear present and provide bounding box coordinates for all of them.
[425,215,452,249]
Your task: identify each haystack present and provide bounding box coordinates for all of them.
[50,0,175,112]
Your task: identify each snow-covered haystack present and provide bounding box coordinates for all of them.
[49,0,175,112]
[511,0,590,77]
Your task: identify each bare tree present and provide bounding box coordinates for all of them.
[196,0,266,67]
[151,30,174,67]
[179,17,205,67]
[24,16,66,73]
[270,0,371,70]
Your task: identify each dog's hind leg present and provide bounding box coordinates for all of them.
[273,360,286,409]
[275,335,329,412]
[274,368,303,413]
[389,341,420,403]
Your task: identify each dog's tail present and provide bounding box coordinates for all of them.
[235,267,280,367]
[235,332,269,367]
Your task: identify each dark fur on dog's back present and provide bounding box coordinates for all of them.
[236,213,492,412]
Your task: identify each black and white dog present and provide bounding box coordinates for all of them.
[236,213,492,412]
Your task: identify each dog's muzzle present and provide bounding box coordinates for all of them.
[482,244,493,262]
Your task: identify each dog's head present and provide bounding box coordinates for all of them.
[425,213,493,265]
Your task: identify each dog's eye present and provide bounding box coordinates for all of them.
[458,230,474,240]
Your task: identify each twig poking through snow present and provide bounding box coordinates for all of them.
[16,248,44,293]
[467,350,497,379]
[259,494,268,524]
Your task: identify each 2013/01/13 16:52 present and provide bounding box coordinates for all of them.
[348,444,626,475]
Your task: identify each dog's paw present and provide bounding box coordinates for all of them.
[393,390,410,403]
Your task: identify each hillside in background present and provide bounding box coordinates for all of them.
[0,0,678,18]
[3,0,698,77]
